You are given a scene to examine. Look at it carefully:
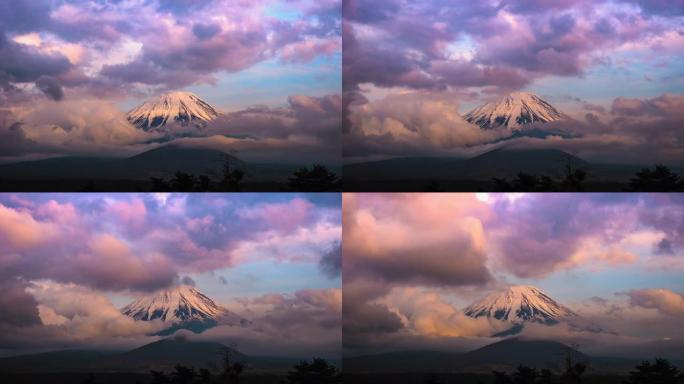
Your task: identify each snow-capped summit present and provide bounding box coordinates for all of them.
[464,92,564,130]
[464,285,576,326]
[127,91,218,131]
[122,285,248,335]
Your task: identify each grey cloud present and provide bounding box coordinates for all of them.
[319,241,341,278]
[35,76,64,101]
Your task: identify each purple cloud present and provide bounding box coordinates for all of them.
[343,0,679,93]
[0,194,340,293]
[0,0,341,97]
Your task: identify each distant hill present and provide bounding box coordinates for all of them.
[344,338,656,374]
[0,338,317,374]
[0,145,340,191]
[344,148,588,181]
[0,145,242,181]
[343,147,683,191]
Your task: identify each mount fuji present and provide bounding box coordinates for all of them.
[127,91,218,131]
[122,284,249,336]
[465,92,564,130]
[464,285,581,336]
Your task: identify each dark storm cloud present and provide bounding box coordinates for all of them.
[0,119,38,157]
[192,22,221,40]
[319,241,341,278]
[0,279,41,327]
[35,76,64,101]
[655,238,674,255]
[0,0,52,33]
[0,31,71,85]
[179,276,196,286]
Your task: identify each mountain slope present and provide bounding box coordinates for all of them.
[464,285,577,325]
[122,285,248,335]
[97,338,246,372]
[465,92,563,129]
[464,285,578,336]
[0,338,312,374]
[343,338,641,374]
[127,91,218,130]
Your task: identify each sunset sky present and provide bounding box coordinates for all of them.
[0,0,341,162]
[343,0,684,163]
[0,193,341,358]
[343,193,684,359]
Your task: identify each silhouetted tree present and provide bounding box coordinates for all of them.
[513,365,540,384]
[561,344,587,384]
[79,181,103,192]
[197,368,213,384]
[561,155,588,192]
[81,373,98,384]
[425,180,444,192]
[424,374,443,384]
[629,165,684,192]
[287,165,341,192]
[539,369,555,384]
[150,177,172,191]
[171,364,196,384]
[623,358,684,384]
[171,172,197,192]
[284,358,341,384]
[493,370,513,384]
[217,160,245,192]
[150,370,171,384]
[493,178,515,192]
[197,175,212,191]
[219,353,245,384]
[513,172,541,191]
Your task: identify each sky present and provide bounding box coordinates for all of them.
[343,0,684,164]
[0,193,342,358]
[343,193,684,359]
[0,0,341,163]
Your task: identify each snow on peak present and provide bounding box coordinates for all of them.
[464,92,564,130]
[122,284,248,334]
[464,285,576,325]
[127,91,218,131]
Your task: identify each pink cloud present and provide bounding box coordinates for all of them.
[237,198,314,233]
[104,197,147,230]
[620,289,684,316]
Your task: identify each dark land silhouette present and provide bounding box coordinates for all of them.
[0,145,341,192]
[0,338,340,384]
[344,338,684,384]
[343,148,684,192]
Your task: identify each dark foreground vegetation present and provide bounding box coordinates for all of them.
[345,164,684,192]
[144,163,340,192]
[346,358,684,384]
[0,355,341,384]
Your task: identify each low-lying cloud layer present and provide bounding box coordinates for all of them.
[0,93,341,162]
[344,92,684,164]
